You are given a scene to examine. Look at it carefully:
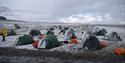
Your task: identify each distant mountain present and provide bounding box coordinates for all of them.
[0,16,7,20]
[0,6,61,23]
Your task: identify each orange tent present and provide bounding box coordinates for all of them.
[70,39,78,44]
[114,48,125,56]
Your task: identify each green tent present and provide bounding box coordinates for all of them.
[64,27,69,30]
[83,36,101,51]
[16,34,34,46]
[46,30,54,35]
[38,34,60,49]
[29,29,41,36]
[49,28,54,30]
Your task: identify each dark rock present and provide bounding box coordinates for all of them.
[0,16,7,20]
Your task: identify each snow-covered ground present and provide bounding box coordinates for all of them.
[0,21,125,54]
[0,35,19,47]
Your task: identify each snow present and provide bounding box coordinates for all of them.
[0,21,125,54]
[15,44,38,50]
[0,35,20,47]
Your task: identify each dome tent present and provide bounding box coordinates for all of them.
[16,34,34,46]
[114,48,125,56]
[38,34,60,49]
[14,24,21,29]
[96,28,107,36]
[110,32,122,41]
[49,27,54,30]
[29,29,41,36]
[65,29,75,40]
[59,29,66,35]
[64,27,69,30]
[104,32,122,41]
[46,30,54,35]
[83,35,101,51]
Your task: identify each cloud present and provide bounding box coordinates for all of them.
[0,0,125,23]
[119,21,125,24]
[58,13,113,24]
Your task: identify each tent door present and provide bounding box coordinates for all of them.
[38,39,46,48]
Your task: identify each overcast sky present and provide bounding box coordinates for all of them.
[0,0,125,24]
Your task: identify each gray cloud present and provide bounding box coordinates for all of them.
[0,0,125,24]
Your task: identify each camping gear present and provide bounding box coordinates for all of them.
[59,29,66,35]
[65,29,75,40]
[38,34,60,49]
[104,33,111,40]
[29,29,41,36]
[100,40,106,48]
[16,34,34,46]
[14,24,21,29]
[71,33,77,39]
[59,25,62,30]
[38,39,46,48]
[63,41,69,44]
[64,27,69,30]
[102,29,107,33]
[39,34,45,39]
[114,48,125,56]
[104,32,122,41]
[32,41,39,48]
[70,39,78,44]
[96,29,107,36]
[46,30,54,35]
[49,28,54,30]
[45,34,60,49]
[110,32,122,41]
[83,36,101,51]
